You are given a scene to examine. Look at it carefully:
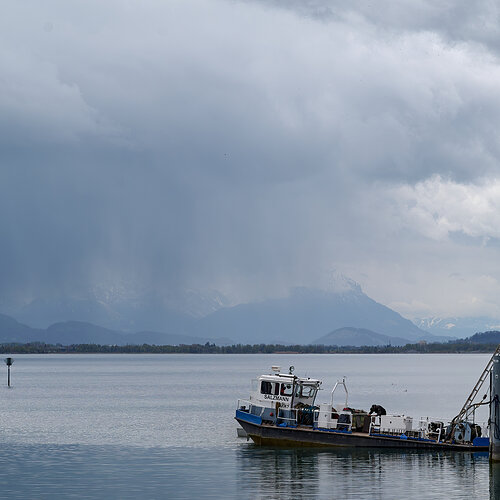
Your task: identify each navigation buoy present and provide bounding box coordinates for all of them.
[4,357,13,388]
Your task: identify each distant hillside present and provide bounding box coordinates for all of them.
[11,289,232,332]
[193,286,438,344]
[14,295,196,333]
[0,313,44,343]
[45,322,125,345]
[467,331,500,344]
[0,315,225,346]
[312,327,410,347]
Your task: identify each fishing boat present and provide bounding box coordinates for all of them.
[235,366,489,451]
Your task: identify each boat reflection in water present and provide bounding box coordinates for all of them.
[236,446,489,499]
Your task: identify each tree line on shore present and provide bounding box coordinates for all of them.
[0,341,498,354]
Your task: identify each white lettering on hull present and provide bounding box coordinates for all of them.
[263,395,290,403]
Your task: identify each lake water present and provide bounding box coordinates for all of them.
[0,353,496,498]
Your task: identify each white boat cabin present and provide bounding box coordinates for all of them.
[249,366,321,410]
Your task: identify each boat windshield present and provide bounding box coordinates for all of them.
[295,384,317,398]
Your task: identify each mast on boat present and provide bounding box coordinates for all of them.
[452,344,500,425]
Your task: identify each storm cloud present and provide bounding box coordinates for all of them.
[2,0,500,319]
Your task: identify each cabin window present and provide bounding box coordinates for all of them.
[295,385,317,398]
[260,381,273,395]
[280,383,293,396]
[251,379,258,391]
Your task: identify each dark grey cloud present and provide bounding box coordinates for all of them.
[2,0,500,317]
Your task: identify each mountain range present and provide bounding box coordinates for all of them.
[189,286,436,344]
[0,314,227,346]
[464,331,500,344]
[414,316,500,339]
[0,277,452,346]
[11,288,232,333]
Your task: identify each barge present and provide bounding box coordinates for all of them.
[235,366,489,451]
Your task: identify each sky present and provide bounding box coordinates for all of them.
[2,0,500,320]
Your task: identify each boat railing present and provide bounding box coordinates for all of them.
[418,416,446,440]
[335,412,353,432]
[318,407,353,432]
[277,407,298,425]
[237,401,313,426]
[369,414,414,438]
[330,377,348,409]
[418,416,464,440]
[237,399,353,431]
[416,417,446,441]
[237,399,265,417]
[418,416,448,428]
[277,407,320,427]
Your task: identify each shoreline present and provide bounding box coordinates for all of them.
[0,342,496,355]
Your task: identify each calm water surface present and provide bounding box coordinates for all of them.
[0,353,495,498]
